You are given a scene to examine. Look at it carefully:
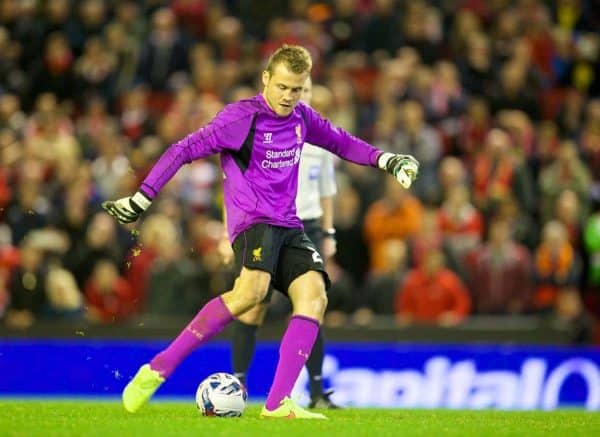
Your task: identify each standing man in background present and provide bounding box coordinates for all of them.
[221,77,340,408]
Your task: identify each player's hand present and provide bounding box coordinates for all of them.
[377,152,419,189]
[101,191,152,224]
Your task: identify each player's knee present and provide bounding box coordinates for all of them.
[311,289,328,315]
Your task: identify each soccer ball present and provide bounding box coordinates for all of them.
[195,372,248,417]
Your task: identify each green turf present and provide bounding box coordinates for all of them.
[0,401,598,437]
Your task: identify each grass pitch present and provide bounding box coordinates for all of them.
[0,400,597,437]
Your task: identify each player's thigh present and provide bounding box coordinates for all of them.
[238,302,269,325]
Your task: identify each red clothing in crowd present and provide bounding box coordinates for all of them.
[395,267,471,323]
[85,277,136,323]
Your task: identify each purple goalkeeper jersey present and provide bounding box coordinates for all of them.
[140,94,382,242]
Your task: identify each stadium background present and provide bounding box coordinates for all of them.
[0,0,599,410]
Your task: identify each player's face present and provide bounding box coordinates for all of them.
[262,63,309,117]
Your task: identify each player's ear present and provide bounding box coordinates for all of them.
[262,70,270,88]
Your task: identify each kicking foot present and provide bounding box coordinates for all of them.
[260,396,327,419]
[309,389,342,409]
[122,364,165,413]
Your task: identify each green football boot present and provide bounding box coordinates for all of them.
[260,397,327,419]
[122,364,165,413]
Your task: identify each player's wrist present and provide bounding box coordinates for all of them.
[323,228,336,238]
[132,191,152,211]
[377,152,394,170]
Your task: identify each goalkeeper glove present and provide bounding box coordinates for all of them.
[377,152,420,189]
[101,191,152,224]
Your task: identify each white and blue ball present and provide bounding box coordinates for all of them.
[195,372,248,417]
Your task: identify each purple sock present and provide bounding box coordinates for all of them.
[265,315,319,411]
[150,296,234,378]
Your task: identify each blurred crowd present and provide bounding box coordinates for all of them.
[0,0,599,342]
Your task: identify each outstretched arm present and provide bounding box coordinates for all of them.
[302,104,419,188]
[102,105,255,224]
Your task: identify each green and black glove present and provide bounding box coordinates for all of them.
[377,153,420,189]
[101,191,152,224]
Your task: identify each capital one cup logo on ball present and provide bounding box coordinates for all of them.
[196,373,248,417]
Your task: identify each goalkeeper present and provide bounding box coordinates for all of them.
[102,44,418,419]
[220,77,340,408]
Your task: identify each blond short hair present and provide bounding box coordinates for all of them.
[265,44,312,75]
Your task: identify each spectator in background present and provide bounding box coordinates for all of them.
[472,128,535,216]
[66,0,108,56]
[401,0,442,66]
[408,208,466,281]
[113,0,147,46]
[325,0,364,54]
[85,258,135,324]
[360,239,408,318]
[322,257,359,328]
[490,60,540,120]
[361,0,401,56]
[395,247,471,326]
[6,238,46,329]
[533,220,583,316]
[0,225,19,319]
[170,0,208,40]
[124,213,179,313]
[437,156,468,199]
[332,182,370,286]
[556,88,586,139]
[24,109,80,170]
[90,129,130,200]
[42,0,74,39]
[75,96,117,157]
[74,36,117,106]
[0,93,27,132]
[579,100,600,193]
[63,212,121,289]
[539,140,591,221]
[493,193,538,250]
[104,21,140,98]
[145,223,213,316]
[118,86,154,144]
[29,32,75,105]
[467,218,533,315]
[53,178,95,248]
[438,184,484,262]
[449,9,481,57]
[553,189,584,249]
[136,8,189,92]
[364,176,423,274]
[457,32,495,96]
[44,265,83,321]
[456,97,492,168]
[534,120,561,172]
[5,180,50,245]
